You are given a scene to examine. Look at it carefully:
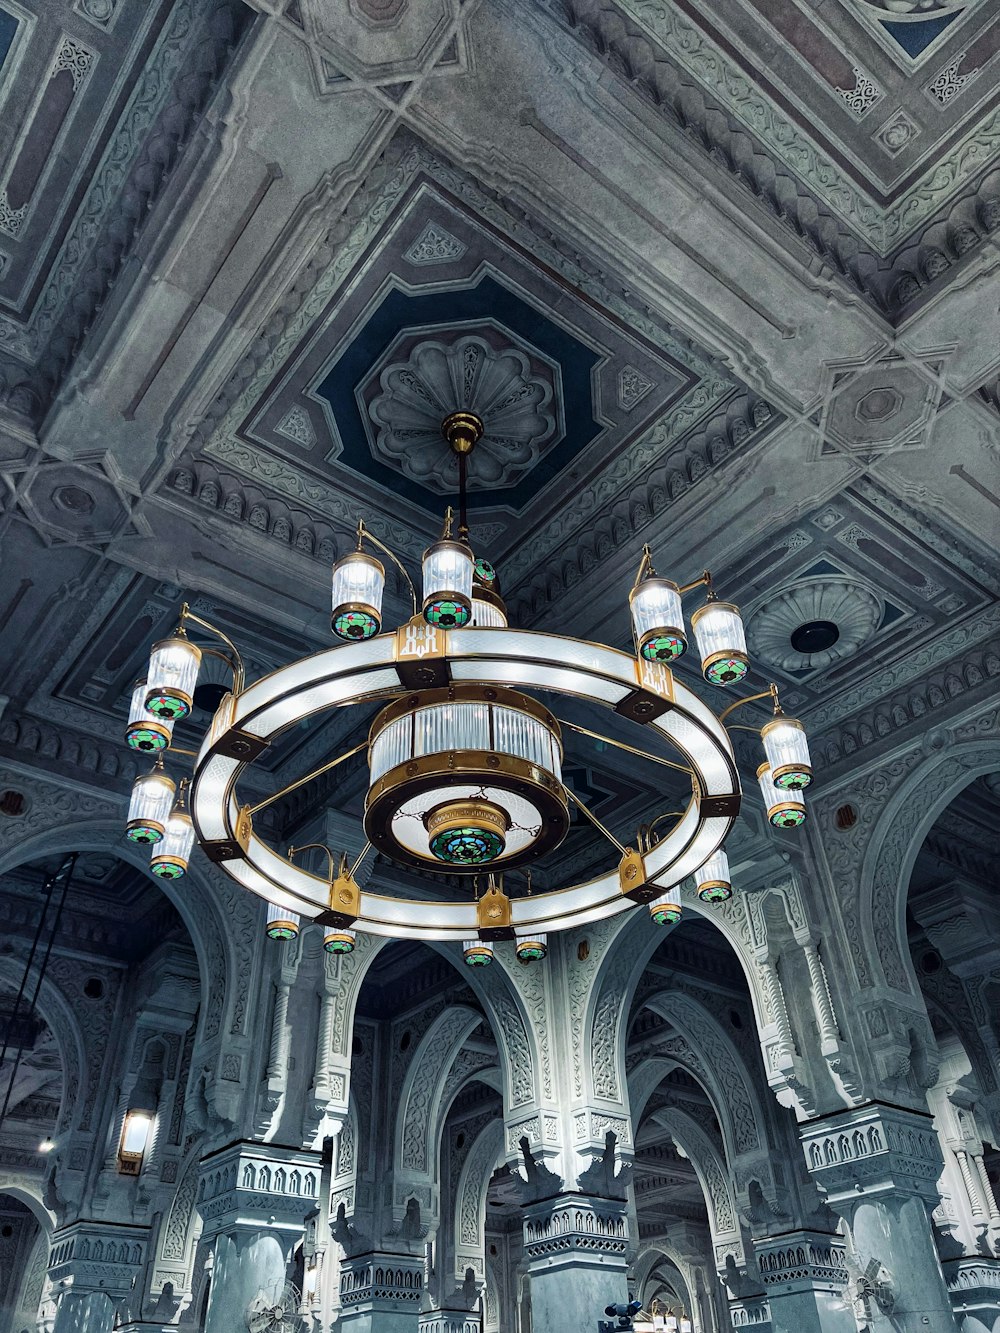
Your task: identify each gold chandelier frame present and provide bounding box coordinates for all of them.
[189,620,741,941]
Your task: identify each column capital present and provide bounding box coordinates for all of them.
[340,1252,425,1315]
[800,1103,943,1206]
[521,1194,630,1274]
[196,1140,322,1240]
[754,1229,848,1297]
[47,1220,149,1295]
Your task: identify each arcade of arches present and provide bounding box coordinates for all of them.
[0,2,998,1332]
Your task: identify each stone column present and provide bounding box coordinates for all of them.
[520,1194,630,1333]
[800,1104,959,1332]
[196,1141,321,1333]
[753,1230,855,1333]
[47,1223,149,1333]
[338,1252,425,1333]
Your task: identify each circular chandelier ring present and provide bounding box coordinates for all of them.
[190,627,741,939]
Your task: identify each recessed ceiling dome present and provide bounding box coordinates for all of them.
[747,579,881,672]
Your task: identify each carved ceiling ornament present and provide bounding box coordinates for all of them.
[746,579,883,674]
[366,334,559,494]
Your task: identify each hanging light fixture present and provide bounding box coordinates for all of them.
[265,902,300,940]
[125,679,173,753]
[323,927,356,954]
[471,557,508,627]
[761,711,812,790]
[463,939,495,966]
[144,629,202,721]
[649,893,682,926]
[365,685,568,870]
[515,931,547,962]
[125,760,175,845]
[691,594,748,685]
[331,543,386,642]
[757,762,806,828]
[150,781,195,878]
[124,407,818,951]
[630,547,686,662]
[695,848,732,902]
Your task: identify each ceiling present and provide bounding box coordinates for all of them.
[0,0,995,916]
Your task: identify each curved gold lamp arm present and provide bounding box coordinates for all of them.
[178,603,247,694]
[287,841,337,881]
[357,519,418,618]
[718,682,780,725]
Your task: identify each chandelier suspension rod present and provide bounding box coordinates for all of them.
[357,520,418,617]
[563,784,628,856]
[349,841,372,879]
[179,604,246,694]
[557,718,694,777]
[247,741,368,817]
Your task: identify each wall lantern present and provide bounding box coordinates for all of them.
[117,1108,154,1176]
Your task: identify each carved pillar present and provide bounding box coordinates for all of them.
[753,1230,854,1333]
[520,1195,630,1333]
[338,1252,425,1333]
[266,981,291,1083]
[801,1104,959,1332]
[196,1141,321,1333]
[47,1222,149,1333]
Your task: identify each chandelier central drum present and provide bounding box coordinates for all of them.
[124,410,814,957]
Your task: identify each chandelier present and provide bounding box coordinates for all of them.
[123,412,813,963]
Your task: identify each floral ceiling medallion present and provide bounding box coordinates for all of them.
[747,578,883,675]
[365,333,560,495]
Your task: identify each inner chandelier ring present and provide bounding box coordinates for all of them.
[189,627,741,940]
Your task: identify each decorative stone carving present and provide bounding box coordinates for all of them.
[275,404,317,449]
[521,1196,628,1262]
[800,1104,943,1205]
[835,67,883,118]
[874,109,920,156]
[617,364,654,411]
[404,222,467,266]
[366,334,559,494]
[746,578,882,673]
[196,1142,321,1238]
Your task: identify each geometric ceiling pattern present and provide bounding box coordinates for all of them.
[0,0,996,904]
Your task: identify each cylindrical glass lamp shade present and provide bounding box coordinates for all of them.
[265,902,300,940]
[471,588,508,627]
[630,577,687,662]
[366,685,568,872]
[761,716,812,790]
[757,762,806,828]
[515,932,547,962]
[695,848,732,903]
[331,551,385,641]
[323,928,356,954]
[422,539,473,628]
[690,601,748,685]
[125,767,175,844]
[649,893,682,925]
[463,939,494,967]
[125,679,173,753]
[145,635,202,721]
[150,808,195,879]
[679,1320,692,1333]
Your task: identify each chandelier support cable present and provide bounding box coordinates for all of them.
[563,785,628,856]
[557,718,694,778]
[247,741,368,817]
[349,841,372,879]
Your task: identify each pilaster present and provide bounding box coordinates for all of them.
[521,1194,630,1333]
[196,1141,321,1333]
[338,1252,425,1333]
[800,1104,959,1331]
[47,1222,149,1333]
[753,1230,854,1333]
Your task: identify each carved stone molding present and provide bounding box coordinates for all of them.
[521,1195,629,1267]
[367,333,559,495]
[196,1140,321,1238]
[801,1104,943,1205]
